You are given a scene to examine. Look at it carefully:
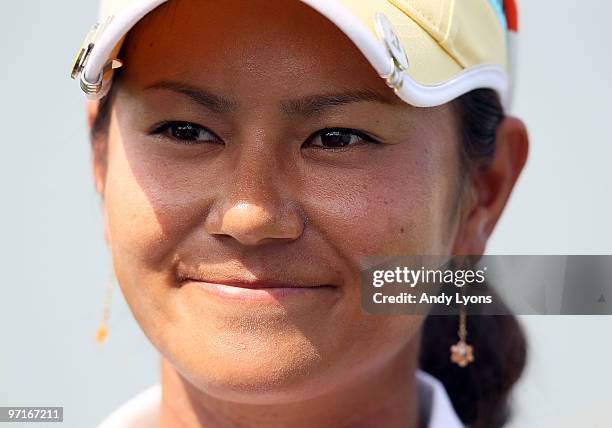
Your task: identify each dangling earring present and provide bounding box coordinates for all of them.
[95,273,115,345]
[450,307,475,367]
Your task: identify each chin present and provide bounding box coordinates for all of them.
[166,332,341,404]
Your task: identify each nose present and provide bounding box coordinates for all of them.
[204,157,305,247]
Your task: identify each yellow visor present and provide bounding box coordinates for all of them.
[70,0,518,108]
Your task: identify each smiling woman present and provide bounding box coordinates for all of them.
[72,0,528,427]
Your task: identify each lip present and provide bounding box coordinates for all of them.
[181,279,339,302]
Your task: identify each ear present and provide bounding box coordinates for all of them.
[452,116,529,255]
[87,100,112,245]
[87,101,106,196]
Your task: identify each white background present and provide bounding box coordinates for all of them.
[0,1,610,426]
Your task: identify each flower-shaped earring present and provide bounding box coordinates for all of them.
[450,307,474,367]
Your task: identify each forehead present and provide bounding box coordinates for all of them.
[118,0,394,100]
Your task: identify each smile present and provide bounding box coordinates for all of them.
[181,279,339,302]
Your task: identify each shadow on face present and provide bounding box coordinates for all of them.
[98,0,464,403]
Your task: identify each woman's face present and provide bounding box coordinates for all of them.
[98,0,469,403]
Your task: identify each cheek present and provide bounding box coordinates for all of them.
[303,144,457,266]
[104,131,172,271]
[102,118,211,336]
[103,120,211,272]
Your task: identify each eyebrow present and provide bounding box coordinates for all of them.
[280,89,401,116]
[145,81,238,114]
[144,81,400,116]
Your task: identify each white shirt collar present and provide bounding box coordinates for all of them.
[98,369,464,428]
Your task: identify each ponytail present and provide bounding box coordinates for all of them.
[420,312,527,427]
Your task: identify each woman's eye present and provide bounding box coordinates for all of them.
[151,122,221,144]
[305,128,379,150]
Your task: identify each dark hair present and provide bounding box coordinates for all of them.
[453,89,505,170]
[90,83,526,427]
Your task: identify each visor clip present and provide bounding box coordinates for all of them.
[373,13,409,92]
[70,16,115,95]
[79,58,123,95]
